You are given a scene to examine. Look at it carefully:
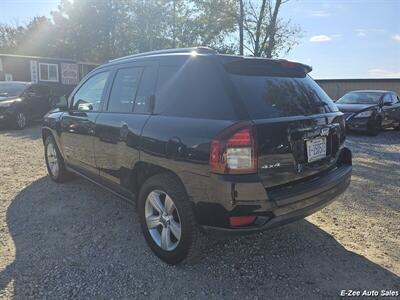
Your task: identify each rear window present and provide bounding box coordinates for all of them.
[155,57,235,120]
[225,60,337,119]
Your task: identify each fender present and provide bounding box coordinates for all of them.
[42,111,66,159]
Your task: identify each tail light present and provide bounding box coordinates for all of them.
[209,121,257,174]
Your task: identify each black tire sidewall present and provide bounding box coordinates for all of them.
[138,174,197,265]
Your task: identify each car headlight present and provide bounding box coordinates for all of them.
[354,110,373,118]
[0,98,20,107]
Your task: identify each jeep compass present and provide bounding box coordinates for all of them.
[42,47,352,264]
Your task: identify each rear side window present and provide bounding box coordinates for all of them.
[228,73,337,119]
[133,66,157,114]
[155,58,235,120]
[107,67,142,113]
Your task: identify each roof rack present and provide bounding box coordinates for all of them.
[109,47,217,63]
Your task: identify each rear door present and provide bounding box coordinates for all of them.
[94,61,157,196]
[60,70,111,176]
[224,59,344,188]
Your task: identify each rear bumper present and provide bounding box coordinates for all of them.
[199,147,352,234]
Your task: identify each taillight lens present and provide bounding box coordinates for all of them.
[209,121,257,174]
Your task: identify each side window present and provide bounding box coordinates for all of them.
[382,94,394,105]
[392,94,399,103]
[133,66,157,114]
[107,67,142,113]
[155,60,235,119]
[73,71,109,111]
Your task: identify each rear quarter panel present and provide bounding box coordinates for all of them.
[140,115,234,200]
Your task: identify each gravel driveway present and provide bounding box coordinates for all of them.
[0,125,399,299]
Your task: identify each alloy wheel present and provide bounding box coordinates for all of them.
[17,112,26,129]
[46,142,59,177]
[144,190,182,251]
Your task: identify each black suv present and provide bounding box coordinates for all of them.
[0,81,52,129]
[42,47,352,264]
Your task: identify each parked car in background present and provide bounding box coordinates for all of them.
[335,90,400,135]
[42,47,352,264]
[0,81,52,129]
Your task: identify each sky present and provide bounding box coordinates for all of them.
[1,0,399,79]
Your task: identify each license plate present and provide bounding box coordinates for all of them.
[306,137,326,162]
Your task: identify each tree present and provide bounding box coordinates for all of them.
[238,0,301,58]
[0,0,300,62]
[0,24,25,53]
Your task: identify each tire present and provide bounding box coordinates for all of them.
[44,135,71,183]
[138,173,205,265]
[367,118,381,136]
[14,112,27,130]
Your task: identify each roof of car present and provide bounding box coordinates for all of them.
[108,47,217,63]
[101,47,312,74]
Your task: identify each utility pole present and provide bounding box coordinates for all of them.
[239,0,244,55]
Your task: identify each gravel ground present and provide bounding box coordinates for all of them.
[0,125,399,299]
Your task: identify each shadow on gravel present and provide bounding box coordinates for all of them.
[347,129,400,145]
[1,176,399,298]
[0,123,42,141]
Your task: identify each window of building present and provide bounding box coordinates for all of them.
[39,63,59,82]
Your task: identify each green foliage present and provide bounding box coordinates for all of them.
[0,0,301,61]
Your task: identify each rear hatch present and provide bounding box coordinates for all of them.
[223,58,345,188]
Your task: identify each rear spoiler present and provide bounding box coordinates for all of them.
[276,59,312,74]
[224,58,312,77]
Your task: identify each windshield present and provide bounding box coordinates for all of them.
[336,92,383,105]
[0,82,27,98]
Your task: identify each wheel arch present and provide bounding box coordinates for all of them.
[42,127,65,159]
[42,127,53,145]
[130,161,189,200]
